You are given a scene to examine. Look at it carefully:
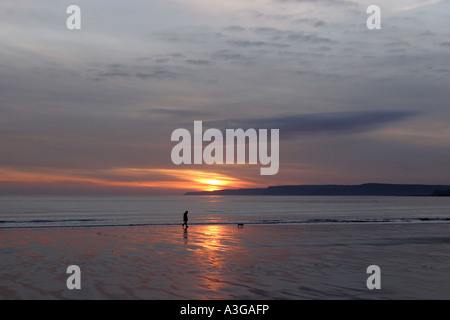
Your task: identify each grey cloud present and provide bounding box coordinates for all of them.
[224,25,246,32]
[317,46,332,52]
[96,64,131,78]
[169,53,185,58]
[207,110,418,138]
[295,18,328,27]
[251,27,281,35]
[227,39,290,48]
[286,33,333,44]
[211,50,243,60]
[294,69,339,80]
[211,50,252,64]
[250,27,334,44]
[95,64,183,81]
[146,108,211,117]
[97,71,131,78]
[227,40,267,47]
[135,69,181,80]
[134,57,152,62]
[385,41,410,48]
[185,59,212,66]
[418,31,436,37]
[154,32,182,43]
[273,0,357,7]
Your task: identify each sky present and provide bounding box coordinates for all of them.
[1,0,450,194]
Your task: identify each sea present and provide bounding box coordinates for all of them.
[1,195,450,229]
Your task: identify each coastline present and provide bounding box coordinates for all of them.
[184,183,450,196]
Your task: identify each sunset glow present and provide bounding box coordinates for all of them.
[0,167,258,194]
[198,180,227,191]
[192,177,235,191]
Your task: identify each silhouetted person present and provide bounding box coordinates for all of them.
[182,211,188,229]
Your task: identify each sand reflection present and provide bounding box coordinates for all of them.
[181,224,245,297]
[3,223,449,299]
[0,224,285,299]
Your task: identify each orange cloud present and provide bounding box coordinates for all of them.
[105,168,257,191]
[0,167,258,194]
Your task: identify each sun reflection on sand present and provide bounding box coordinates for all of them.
[2,222,450,299]
[182,224,246,297]
[0,225,291,299]
[199,225,228,251]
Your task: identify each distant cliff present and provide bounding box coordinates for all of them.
[185,183,450,196]
[431,189,450,196]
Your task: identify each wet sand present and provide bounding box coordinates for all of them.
[1,223,449,300]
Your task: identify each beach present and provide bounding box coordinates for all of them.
[1,222,449,300]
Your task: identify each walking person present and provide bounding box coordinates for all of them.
[182,211,189,229]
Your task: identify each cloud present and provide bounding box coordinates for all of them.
[145,108,212,117]
[185,59,212,66]
[249,27,334,44]
[286,33,334,44]
[94,64,184,81]
[97,71,131,78]
[273,0,358,7]
[224,25,246,32]
[135,69,181,80]
[208,110,418,138]
[395,0,444,12]
[211,49,251,64]
[295,18,328,27]
[227,39,290,49]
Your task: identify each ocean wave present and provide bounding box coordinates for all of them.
[0,217,449,229]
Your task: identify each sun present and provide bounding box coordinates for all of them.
[198,179,229,191]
